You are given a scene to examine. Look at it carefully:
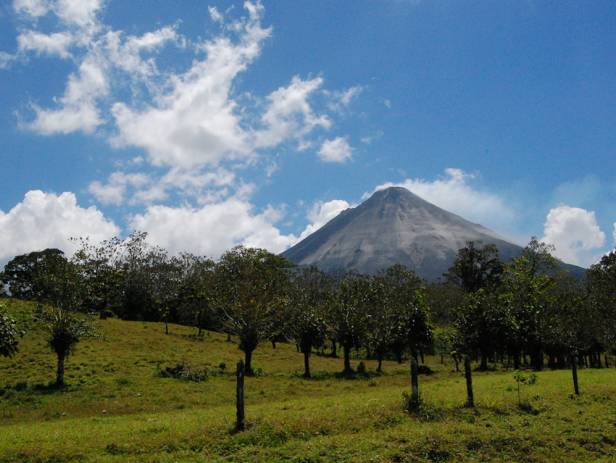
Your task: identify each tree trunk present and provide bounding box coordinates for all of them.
[236,360,245,431]
[513,352,521,370]
[271,340,276,349]
[56,353,66,387]
[480,352,488,371]
[571,354,580,395]
[377,354,383,373]
[464,355,474,407]
[409,355,420,411]
[453,355,459,372]
[244,349,254,376]
[165,320,169,335]
[420,351,425,364]
[605,354,609,368]
[303,350,311,378]
[343,344,352,374]
[331,340,338,358]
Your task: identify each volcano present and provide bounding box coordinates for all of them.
[282,187,582,280]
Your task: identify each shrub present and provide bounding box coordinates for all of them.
[99,309,115,320]
[159,363,209,382]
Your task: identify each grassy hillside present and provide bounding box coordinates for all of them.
[1,299,615,462]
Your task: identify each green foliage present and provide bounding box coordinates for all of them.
[0,304,22,357]
[34,306,97,357]
[214,246,292,374]
[1,249,76,302]
[446,242,503,293]
[513,370,538,408]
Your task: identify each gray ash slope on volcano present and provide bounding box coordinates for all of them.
[282,187,583,281]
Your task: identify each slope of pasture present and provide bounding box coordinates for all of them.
[0,299,615,463]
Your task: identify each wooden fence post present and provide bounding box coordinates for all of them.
[236,359,245,431]
[409,355,420,411]
[464,355,474,408]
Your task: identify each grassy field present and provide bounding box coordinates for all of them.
[1,299,615,463]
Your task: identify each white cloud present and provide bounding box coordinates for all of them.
[298,199,351,240]
[129,198,296,258]
[27,54,108,134]
[326,85,362,112]
[111,3,270,168]
[54,0,103,30]
[541,205,606,267]
[208,6,224,24]
[372,168,515,231]
[17,30,73,58]
[318,137,353,163]
[0,190,119,263]
[88,172,150,205]
[256,75,330,149]
[13,0,51,18]
[0,51,16,69]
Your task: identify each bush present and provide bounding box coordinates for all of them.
[99,309,115,320]
[159,363,209,382]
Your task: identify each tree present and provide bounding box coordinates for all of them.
[454,289,509,370]
[328,273,370,375]
[1,249,68,300]
[286,267,330,378]
[71,236,124,313]
[35,305,97,387]
[148,251,183,334]
[215,246,292,375]
[367,264,424,372]
[175,254,217,336]
[587,250,616,352]
[500,239,557,370]
[0,304,21,358]
[544,275,593,395]
[446,242,503,293]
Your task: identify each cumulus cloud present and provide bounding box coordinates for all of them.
[541,205,606,267]
[129,198,296,258]
[318,137,353,163]
[298,199,351,240]
[256,76,330,150]
[0,190,119,263]
[371,168,515,230]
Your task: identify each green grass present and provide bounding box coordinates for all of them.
[1,299,615,462]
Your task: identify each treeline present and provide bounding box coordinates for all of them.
[1,232,615,402]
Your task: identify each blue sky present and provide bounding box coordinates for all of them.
[0,0,615,267]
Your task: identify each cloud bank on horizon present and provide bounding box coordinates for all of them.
[0,0,614,268]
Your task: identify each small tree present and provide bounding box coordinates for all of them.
[215,246,291,375]
[287,267,329,378]
[0,305,21,358]
[328,274,370,375]
[35,305,97,387]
